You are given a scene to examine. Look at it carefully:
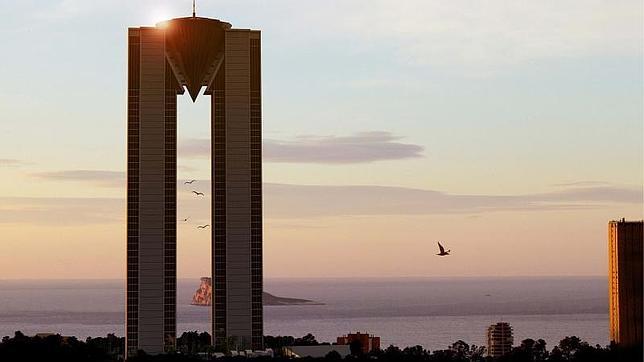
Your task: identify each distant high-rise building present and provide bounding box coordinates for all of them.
[608,219,643,347]
[487,322,513,358]
[126,14,262,356]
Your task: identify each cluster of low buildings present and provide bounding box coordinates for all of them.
[283,332,381,358]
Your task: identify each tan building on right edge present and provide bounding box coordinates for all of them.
[608,219,643,347]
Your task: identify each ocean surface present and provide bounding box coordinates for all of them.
[0,277,608,351]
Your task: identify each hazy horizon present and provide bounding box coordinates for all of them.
[0,277,610,350]
[0,275,609,281]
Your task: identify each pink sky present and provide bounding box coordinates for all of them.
[0,0,642,279]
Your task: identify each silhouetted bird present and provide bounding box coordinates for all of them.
[197,224,210,229]
[192,191,204,196]
[436,242,451,256]
[184,179,196,184]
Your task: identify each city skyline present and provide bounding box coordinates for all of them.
[0,0,643,280]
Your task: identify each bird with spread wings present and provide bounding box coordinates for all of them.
[436,242,451,256]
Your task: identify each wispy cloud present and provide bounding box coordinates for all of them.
[178,139,210,158]
[32,170,124,187]
[551,181,612,188]
[178,164,199,173]
[1,183,639,225]
[0,197,123,225]
[263,183,642,218]
[0,159,28,167]
[23,166,642,218]
[22,1,641,73]
[318,1,643,72]
[30,170,206,188]
[180,131,424,163]
[265,132,423,163]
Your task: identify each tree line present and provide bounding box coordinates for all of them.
[0,331,640,361]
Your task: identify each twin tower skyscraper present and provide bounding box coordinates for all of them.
[126,15,262,355]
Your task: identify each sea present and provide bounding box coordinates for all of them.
[0,277,608,351]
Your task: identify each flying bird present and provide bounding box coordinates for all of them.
[184,179,196,184]
[436,242,451,256]
[192,191,204,196]
[197,224,210,229]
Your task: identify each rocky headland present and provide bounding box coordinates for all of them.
[191,277,322,306]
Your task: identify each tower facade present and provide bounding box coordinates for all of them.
[487,322,513,358]
[127,16,262,356]
[608,219,643,347]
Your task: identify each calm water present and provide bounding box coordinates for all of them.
[0,277,608,351]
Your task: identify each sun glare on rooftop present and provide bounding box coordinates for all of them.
[148,9,172,26]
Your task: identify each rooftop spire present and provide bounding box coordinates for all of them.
[192,0,196,17]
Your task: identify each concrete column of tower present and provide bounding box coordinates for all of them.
[127,16,263,356]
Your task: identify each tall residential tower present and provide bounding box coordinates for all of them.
[487,322,513,358]
[127,15,262,356]
[608,219,643,347]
